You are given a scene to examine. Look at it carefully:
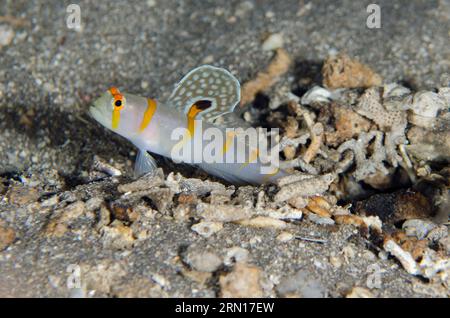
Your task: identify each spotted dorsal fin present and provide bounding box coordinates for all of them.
[168,65,241,123]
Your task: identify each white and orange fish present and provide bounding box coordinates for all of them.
[90,65,289,184]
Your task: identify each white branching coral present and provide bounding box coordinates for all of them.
[337,130,388,181]
[275,80,448,196]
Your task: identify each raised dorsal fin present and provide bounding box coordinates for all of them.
[168,65,241,123]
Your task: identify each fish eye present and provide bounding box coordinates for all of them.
[111,97,125,110]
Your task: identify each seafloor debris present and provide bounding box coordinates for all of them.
[274,173,335,202]
[276,269,325,297]
[0,24,15,47]
[219,262,265,298]
[322,53,383,88]
[240,48,291,106]
[191,221,223,238]
[346,286,375,298]
[261,33,284,51]
[0,220,15,251]
[354,190,432,223]
[184,250,223,273]
[0,53,448,296]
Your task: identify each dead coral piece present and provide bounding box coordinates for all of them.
[240,48,291,106]
[356,87,407,138]
[407,91,447,118]
[274,173,335,202]
[302,112,324,163]
[353,87,408,169]
[337,130,389,181]
[306,196,332,218]
[263,205,303,220]
[219,262,264,298]
[236,216,288,229]
[419,249,450,282]
[426,225,448,242]
[144,188,174,213]
[117,172,164,193]
[288,196,309,209]
[93,155,122,177]
[322,53,382,89]
[196,203,253,222]
[402,219,437,240]
[45,201,87,237]
[279,156,318,174]
[100,220,135,250]
[407,126,450,162]
[166,173,230,196]
[334,214,382,235]
[325,104,371,146]
[383,239,420,275]
[385,236,450,282]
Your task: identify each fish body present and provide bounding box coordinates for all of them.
[90,65,288,184]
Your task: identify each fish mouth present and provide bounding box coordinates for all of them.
[89,105,108,127]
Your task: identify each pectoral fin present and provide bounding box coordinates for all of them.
[134,150,158,178]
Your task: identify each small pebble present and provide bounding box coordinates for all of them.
[141,81,149,89]
[191,221,223,238]
[308,213,335,225]
[185,251,222,273]
[265,11,275,19]
[329,255,342,268]
[236,216,287,229]
[276,231,294,242]
[146,0,156,7]
[262,33,283,51]
[224,247,249,265]
[202,55,214,64]
[0,24,14,47]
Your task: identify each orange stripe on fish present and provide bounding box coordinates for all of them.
[239,148,259,170]
[186,100,212,138]
[139,98,157,132]
[109,87,125,129]
[221,131,236,156]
